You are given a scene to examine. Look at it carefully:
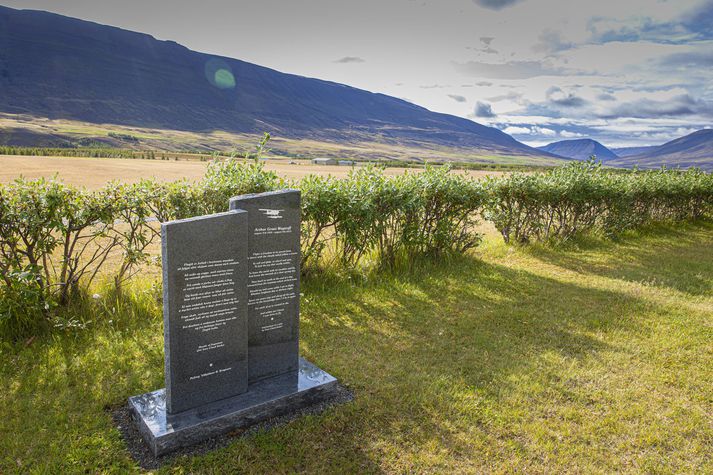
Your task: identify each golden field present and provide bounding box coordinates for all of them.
[0,154,508,189]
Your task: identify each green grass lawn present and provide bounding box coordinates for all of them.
[1,223,712,473]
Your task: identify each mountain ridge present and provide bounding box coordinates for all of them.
[537,139,619,161]
[608,129,713,171]
[0,5,554,160]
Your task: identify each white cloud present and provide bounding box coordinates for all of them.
[560,130,585,138]
[535,127,557,136]
[503,126,532,134]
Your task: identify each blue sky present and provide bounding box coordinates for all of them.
[4,0,713,147]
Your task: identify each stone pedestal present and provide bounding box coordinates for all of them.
[129,358,337,456]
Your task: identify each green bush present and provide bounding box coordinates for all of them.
[200,159,282,215]
[0,178,126,336]
[406,166,485,256]
[300,173,343,270]
[0,267,50,339]
[300,165,485,270]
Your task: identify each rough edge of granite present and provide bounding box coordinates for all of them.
[110,383,354,471]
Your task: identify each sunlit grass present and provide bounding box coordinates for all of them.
[1,222,711,473]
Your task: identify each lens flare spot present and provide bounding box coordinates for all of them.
[204,58,236,89]
[213,68,235,89]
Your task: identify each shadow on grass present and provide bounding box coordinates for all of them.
[524,220,713,296]
[297,250,651,467]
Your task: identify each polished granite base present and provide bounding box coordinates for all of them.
[128,358,338,456]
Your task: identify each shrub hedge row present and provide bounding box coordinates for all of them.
[1,158,711,339]
[300,166,485,270]
[485,160,713,243]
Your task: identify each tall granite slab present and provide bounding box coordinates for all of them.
[162,210,249,414]
[229,190,301,383]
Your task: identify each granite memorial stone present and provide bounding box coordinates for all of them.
[128,191,339,457]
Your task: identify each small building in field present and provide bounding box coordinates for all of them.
[338,160,355,166]
[312,158,337,165]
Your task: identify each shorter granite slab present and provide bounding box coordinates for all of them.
[128,358,337,456]
[161,210,249,414]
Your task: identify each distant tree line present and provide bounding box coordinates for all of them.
[0,146,199,161]
[107,132,140,142]
[0,146,146,159]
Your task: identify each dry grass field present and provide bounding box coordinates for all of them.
[0,154,508,188]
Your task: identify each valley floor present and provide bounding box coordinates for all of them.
[1,223,712,473]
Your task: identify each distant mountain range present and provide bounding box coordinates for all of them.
[537,139,619,161]
[608,129,713,171]
[0,5,554,161]
[539,131,713,171]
